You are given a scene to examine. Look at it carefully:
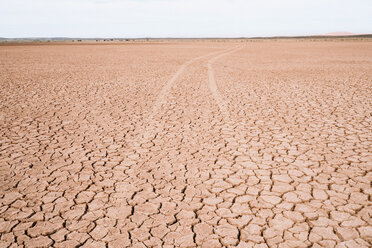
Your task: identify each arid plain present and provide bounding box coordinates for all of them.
[0,40,371,247]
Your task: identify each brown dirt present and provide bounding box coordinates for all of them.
[0,40,371,247]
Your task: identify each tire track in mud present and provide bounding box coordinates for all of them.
[207,46,243,122]
[148,48,235,123]
[139,47,239,141]
[134,46,243,154]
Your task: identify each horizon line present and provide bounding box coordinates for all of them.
[1,33,372,40]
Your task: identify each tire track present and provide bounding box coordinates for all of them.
[139,47,239,142]
[149,49,232,121]
[207,46,243,122]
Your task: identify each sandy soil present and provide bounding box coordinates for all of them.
[0,40,371,247]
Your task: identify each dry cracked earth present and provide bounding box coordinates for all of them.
[0,40,371,248]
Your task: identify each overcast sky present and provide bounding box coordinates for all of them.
[1,0,371,38]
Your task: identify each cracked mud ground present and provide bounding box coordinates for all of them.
[0,40,371,248]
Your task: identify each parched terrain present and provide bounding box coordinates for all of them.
[0,40,371,247]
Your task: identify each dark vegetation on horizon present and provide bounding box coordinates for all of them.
[1,34,371,43]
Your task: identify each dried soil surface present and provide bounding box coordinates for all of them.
[0,41,371,247]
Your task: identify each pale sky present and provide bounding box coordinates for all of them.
[1,0,371,38]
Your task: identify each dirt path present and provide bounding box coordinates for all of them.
[0,41,371,247]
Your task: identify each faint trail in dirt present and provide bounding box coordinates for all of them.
[207,47,243,121]
[149,48,235,122]
[128,48,234,150]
